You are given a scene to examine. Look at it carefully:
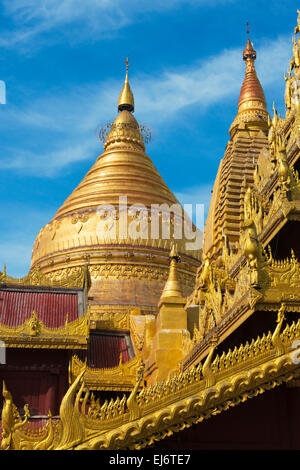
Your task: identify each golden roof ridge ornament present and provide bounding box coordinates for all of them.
[118,57,134,113]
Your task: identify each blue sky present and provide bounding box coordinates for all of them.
[0,0,298,277]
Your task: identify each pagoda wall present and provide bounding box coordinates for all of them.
[0,349,69,416]
[152,385,300,450]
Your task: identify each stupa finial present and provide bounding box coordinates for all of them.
[118,57,134,113]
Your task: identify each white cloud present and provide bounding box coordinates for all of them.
[1,140,98,176]
[0,0,230,48]
[133,34,291,120]
[256,36,291,84]
[0,34,291,176]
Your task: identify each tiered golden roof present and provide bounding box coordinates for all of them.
[203,36,269,259]
[3,307,300,450]
[186,18,300,368]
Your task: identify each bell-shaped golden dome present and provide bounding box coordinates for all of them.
[31,62,201,317]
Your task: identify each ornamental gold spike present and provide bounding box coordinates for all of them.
[118,57,134,112]
[159,242,183,300]
[229,32,268,138]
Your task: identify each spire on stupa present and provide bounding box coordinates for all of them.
[101,58,146,153]
[118,58,134,112]
[203,26,270,259]
[159,243,183,301]
[238,37,267,109]
[229,27,269,138]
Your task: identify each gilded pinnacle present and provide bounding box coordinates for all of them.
[169,242,179,261]
[239,37,266,107]
[160,243,183,300]
[243,37,256,62]
[229,35,268,138]
[118,57,134,112]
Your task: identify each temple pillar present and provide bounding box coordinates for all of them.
[148,245,190,384]
[153,296,188,383]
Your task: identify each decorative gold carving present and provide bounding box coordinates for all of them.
[272,303,286,356]
[0,265,85,289]
[48,219,62,240]
[254,149,273,193]
[28,310,42,336]
[56,368,86,450]
[187,183,300,350]
[88,393,127,421]
[88,306,131,331]
[202,339,217,387]
[71,213,90,234]
[69,354,140,392]
[2,315,299,450]
[262,248,300,290]
[242,191,260,287]
[126,360,145,420]
[285,70,293,112]
[129,308,146,353]
[0,312,89,349]
[1,381,30,450]
[89,263,169,282]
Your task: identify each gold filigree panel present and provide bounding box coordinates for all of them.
[0,311,89,349]
[0,265,85,289]
[69,354,139,391]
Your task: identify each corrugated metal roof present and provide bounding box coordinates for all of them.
[0,287,80,327]
[87,333,130,368]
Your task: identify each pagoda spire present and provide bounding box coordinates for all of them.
[203,29,270,259]
[238,37,266,107]
[229,33,268,138]
[159,243,183,301]
[118,58,134,113]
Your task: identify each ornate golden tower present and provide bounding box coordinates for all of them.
[30,61,201,326]
[203,36,269,259]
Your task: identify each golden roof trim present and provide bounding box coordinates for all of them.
[0,311,89,349]
[0,264,86,289]
[3,313,300,450]
[69,354,140,391]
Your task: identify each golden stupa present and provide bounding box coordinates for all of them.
[3,13,300,451]
[30,60,201,325]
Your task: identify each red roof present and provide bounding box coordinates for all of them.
[0,285,84,328]
[87,333,131,368]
